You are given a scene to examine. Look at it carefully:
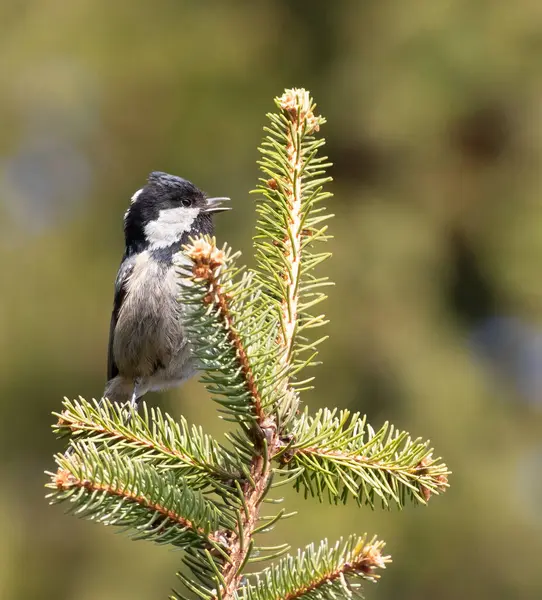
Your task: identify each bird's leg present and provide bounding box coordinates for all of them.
[121,378,141,426]
[62,379,141,457]
[130,378,140,410]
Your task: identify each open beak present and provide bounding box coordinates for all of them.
[204,197,231,213]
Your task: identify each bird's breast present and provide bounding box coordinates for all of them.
[113,252,184,377]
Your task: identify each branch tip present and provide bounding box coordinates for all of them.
[184,237,226,280]
[416,456,450,502]
[354,540,391,580]
[278,88,323,134]
[52,467,78,489]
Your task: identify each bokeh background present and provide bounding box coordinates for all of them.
[1,1,542,599]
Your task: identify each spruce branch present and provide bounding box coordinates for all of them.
[179,238,283,426]
[280,409,449,508]
[55,398,239,489]
[242,536,390,600]
[253,89,333,386]
[47,443,231,549]
[180,236,284,599]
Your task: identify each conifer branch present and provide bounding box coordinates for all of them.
[279,409,449,508]
[55,398,239,488]
[242,536,390,600]
[181,237,283,599]
[253,89,333,391]
[179,238,289,429]
[274,90,312,363]
[47,444,231,549]
[219,451,275,599]
[181,240,267,423]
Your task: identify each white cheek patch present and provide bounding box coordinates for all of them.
[144,206,199,248]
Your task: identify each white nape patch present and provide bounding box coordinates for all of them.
[130,188,143,204]
[123,188,144,221]
[144,206,199,248]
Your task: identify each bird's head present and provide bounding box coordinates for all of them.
[124,171,229,254]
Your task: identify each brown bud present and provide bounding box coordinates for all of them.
[416,456,432,502]
[209,248,226,269]
[185,238,214,263]
[420,484,432,503]
[193,265,211,279]
[305,113,321,134]
[56,412,69,427]
[358,544,387,574]
[436,473,449,491]
[279,90,298,120]
[53,468,77,490]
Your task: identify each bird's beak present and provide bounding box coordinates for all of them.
[204,197,231,213]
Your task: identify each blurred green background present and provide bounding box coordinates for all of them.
[1,1,542,599]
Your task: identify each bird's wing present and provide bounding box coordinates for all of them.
[107,254,135,381]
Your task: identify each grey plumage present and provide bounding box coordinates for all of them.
[104,252,196,404]
[103,171,229,408]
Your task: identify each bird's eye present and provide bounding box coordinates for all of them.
[181,198,192,208]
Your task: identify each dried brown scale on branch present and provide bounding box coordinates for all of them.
[53,467,78,488]
[52,468,222,543]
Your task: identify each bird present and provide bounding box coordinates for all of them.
[103,171,230,410]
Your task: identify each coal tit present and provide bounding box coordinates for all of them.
[104,171,230,409]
